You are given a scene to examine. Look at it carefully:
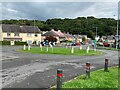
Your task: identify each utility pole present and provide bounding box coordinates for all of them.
[96,26,97,38]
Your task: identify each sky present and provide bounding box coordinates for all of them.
[1,1,120,21]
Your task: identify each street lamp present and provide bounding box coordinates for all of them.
[34,18,35,45]
[115,1,120,49]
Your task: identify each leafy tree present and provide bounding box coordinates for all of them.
[1,16,119,39]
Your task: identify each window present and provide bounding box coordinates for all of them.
[14,33,19,36]
[35,33,38,37]
[27,33,32,37]
[27,40,32,45]
[7,32,11,36]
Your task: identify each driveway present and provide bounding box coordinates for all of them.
[1,46,119,89]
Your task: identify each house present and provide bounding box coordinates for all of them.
[0,24,41,44]
[107,35,115,43]
[65,33,74,41]
[100,35,115,43]
[73,35,88,43]
[42,29,65,43]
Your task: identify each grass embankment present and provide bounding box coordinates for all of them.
[62,67,118,88]
[19,46,103,56]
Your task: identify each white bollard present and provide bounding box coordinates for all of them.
[46,46,48,52]
[40,44,42,51]
[50,44,53,52]
[50,44,52,48]
[86,46,90,53]
[80,45,82,50]
[94,45,96,52]
[23,45,26,50]
[94,48,96,52]
[71,46,74,53]
[28,45,31,51]
[52,47,53,52]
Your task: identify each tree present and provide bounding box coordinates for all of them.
[1,16,117,38]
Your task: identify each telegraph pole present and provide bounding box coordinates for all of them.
[96,26,97,38]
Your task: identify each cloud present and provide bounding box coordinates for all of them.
[1,0,120,2]
[75,2,117,18]
[7,8,18,12]
[1,2,118,20]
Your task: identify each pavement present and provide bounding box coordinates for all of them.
[0,46,119,89]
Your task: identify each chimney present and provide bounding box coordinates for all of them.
[58,30,61,32]
[51,29,54,31]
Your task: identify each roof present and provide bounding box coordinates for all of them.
[54,30,65,37]
[20,26,40,33]
[42,31,58,36]
[65,34,74,38]
[2,24,21,33]
[42,29,65,37]
[107,36,114,40]
[2,24,41,33]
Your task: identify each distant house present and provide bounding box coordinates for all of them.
[42,29,65,43]
[65,33,74,41]
[107,35,115,43]
[0,24,41,44]
[73,35,88,43]
[100,35,115,43]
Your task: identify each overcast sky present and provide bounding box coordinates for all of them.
[1,1,119,21]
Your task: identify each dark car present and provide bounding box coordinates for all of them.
[71,43,76,46]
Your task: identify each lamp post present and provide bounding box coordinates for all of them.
[115,1,120,49]
[34,18,35,46]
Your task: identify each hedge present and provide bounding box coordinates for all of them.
[0,41,27,45]
[15,41,27,45]
[0,41,10,45]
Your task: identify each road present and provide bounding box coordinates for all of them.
[0,46,119,89]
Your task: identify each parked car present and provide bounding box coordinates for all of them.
[71,41,80,46]
[75,41,80,46]
[71,42,76,46]
[103,42,110,47]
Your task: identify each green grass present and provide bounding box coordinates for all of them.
[19,46,103,56]
[61,67,118,88]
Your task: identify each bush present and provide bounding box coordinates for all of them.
[0,41,10,45]
[82,37,86,42]
[0,41,27,45]
[15,41,27,45]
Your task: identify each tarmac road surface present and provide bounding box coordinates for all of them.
[1,46,119,89]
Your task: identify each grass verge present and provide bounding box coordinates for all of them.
[60,67,118,88]
[19,46,103,56]
[50,67,120,90]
